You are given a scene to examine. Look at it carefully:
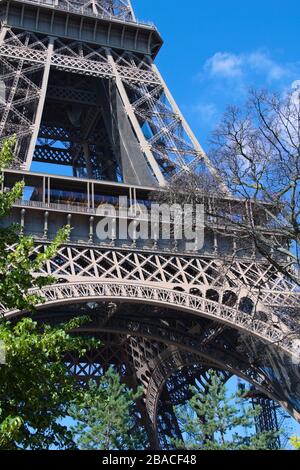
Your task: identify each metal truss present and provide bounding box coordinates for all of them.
[3,280,299,359]
[36,304,228,447]
[144,347,230,426]
[4,239,299,433]
[21,0,136,22]
[11,243,298,310]
[156,366,231,448]
[251,396,282,449]
[0,30,159,84]
[62,333,161,447]
[3,239,300,430]
[0,29,50,165]
[1,0,300,447]
[33,298,299,445]
[94,312,299,415]
[0,27,210,182]
[62,334,232,448]
[110,48,210,181]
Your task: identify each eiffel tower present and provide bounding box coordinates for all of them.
[0,0,299,449]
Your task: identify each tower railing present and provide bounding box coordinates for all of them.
[13,0,157,29]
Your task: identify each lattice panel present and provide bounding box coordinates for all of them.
[33,145,73,165]
[0,31,160,85]
[3,279,299,361]
[109,49,205,177]
[0,28,212,178]
[47,85,97,105]
[51,39,160,84]
[30,0,135,21]
[0,30,51,166]
[23,244,299,308]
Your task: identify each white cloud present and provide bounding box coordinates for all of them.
[247,51,285,81]
[205,52,243,78]
[204,50,287,82]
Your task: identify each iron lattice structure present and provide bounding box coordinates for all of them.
[0,0,300,449]
[252,396,281,449]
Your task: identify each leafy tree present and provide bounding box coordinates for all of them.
[0,138,148,451]
[173,370,280,450]
[0,137,69,312]
[69,367,147,450]
[0,316,98,449]
[290,435,300,450]
[0,138,99,448]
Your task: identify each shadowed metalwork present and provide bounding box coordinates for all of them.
[0,0,299,449]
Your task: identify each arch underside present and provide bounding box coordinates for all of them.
[0,8,299,449]
[5,281,300,446]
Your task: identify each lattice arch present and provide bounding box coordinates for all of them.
[5,280,299,430]
[2,280,299,361]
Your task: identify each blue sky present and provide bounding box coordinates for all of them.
[132,0,300,148]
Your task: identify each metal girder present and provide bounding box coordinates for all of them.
[0,29,51,166]
[251,396,281,449]
[106,48,166,187]
[25,37,54,170]
[0,33,160,84]
[145,347,230,425]
[33,145,73,165]
[38,124,82,143]
[2,280,299,360]
[33,301,298,446]
[35,295,286,443]
[46,86,98,105]
[1,0,300,448]
[8,244,296,309]
[0,28,221,182]
[1,1,162,57]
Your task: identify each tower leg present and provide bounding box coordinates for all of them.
[25,37,54,170]
[106,48,166,187]
[136,398,160,450]
[252,396,282,449]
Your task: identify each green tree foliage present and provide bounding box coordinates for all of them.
[0,316,98,449]
[0,139,147,450]
[173,370,280,450]
[0,137,70,311]
[290,435,300,450]
[69,367,147,450]
[0,138,99,448]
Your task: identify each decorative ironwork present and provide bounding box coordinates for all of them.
[3,280,298,359]
[0,0,299,448]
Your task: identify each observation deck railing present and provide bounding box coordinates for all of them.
[18,0,158,30]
